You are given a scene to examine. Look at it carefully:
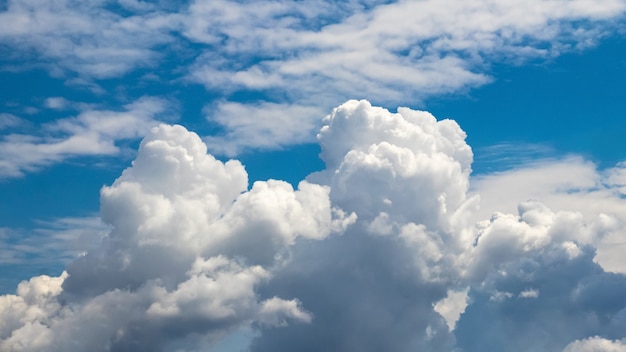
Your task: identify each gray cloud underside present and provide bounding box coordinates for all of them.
[1,100,625,351]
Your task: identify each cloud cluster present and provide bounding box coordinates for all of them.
[189,0,626,153]
[472,157,626,273]
[1,0,625,155]
[0,121,351,351]
[456,200,626,351]
[1,100,624,351]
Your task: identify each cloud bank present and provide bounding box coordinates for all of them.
[1,0,625,157]
[1,100,625,351]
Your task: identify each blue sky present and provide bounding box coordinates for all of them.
[1,1,626,351]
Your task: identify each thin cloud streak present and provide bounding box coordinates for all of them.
[0,0,624,155]
[0,97,173,178]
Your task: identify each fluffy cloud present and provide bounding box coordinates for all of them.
[251,101,626,352]
[0,122,349,351]
[457,200,626,351]
[1,101,625,351]
[562,337,626,352]
[250,100,477,351]
[471,157,626,273]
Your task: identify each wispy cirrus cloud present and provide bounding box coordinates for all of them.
[0,216,108,267]
[0,97,174,178]
[0,0,180,79]
[183,0,626,152]
[0,216,109,293]
[0,113,24,130]
[203,101,326,156]
[1,0,624,155]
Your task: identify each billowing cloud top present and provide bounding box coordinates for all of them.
[1,100,625,351]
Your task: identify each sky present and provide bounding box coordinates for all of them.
[1,0,626,351]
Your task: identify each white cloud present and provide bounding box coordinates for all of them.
[471,157,626,273]
[433,288,469,331]
[183,0,626,152]
[43,97,70,110]
[0,97,172,178]
[0,114,24,130]
[1,101,625,351]
[0,122,352,351]
[257,297,313,327]
[203,102,326,156]
[518,288,540,299]
[1,1,624,153]
[0,217,108,267]
[0,0,180,79]
[251,100,477,350]
[455,195,626,351]
[0,272,67,349]
[562,337,626,352]
[252,101,626,351]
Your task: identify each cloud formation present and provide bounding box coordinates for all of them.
[1,100,624,351]
[472,157,626,273]
[188,0,626,152]
[1,0,624,155]
[0,0,179,79]
[0,121,351,351]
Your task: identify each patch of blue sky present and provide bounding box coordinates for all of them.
[426,35,626,174]
[0,158,125,228]
[0,215,108,293]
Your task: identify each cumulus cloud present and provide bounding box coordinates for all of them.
[471,157,626,273]
[1,100,625,351]
[0,122,351,351]
[562,337,626,352]
[456,199,626,351]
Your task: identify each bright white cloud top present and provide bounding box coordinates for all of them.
[1,101,625,351]
[1,1,626,351]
